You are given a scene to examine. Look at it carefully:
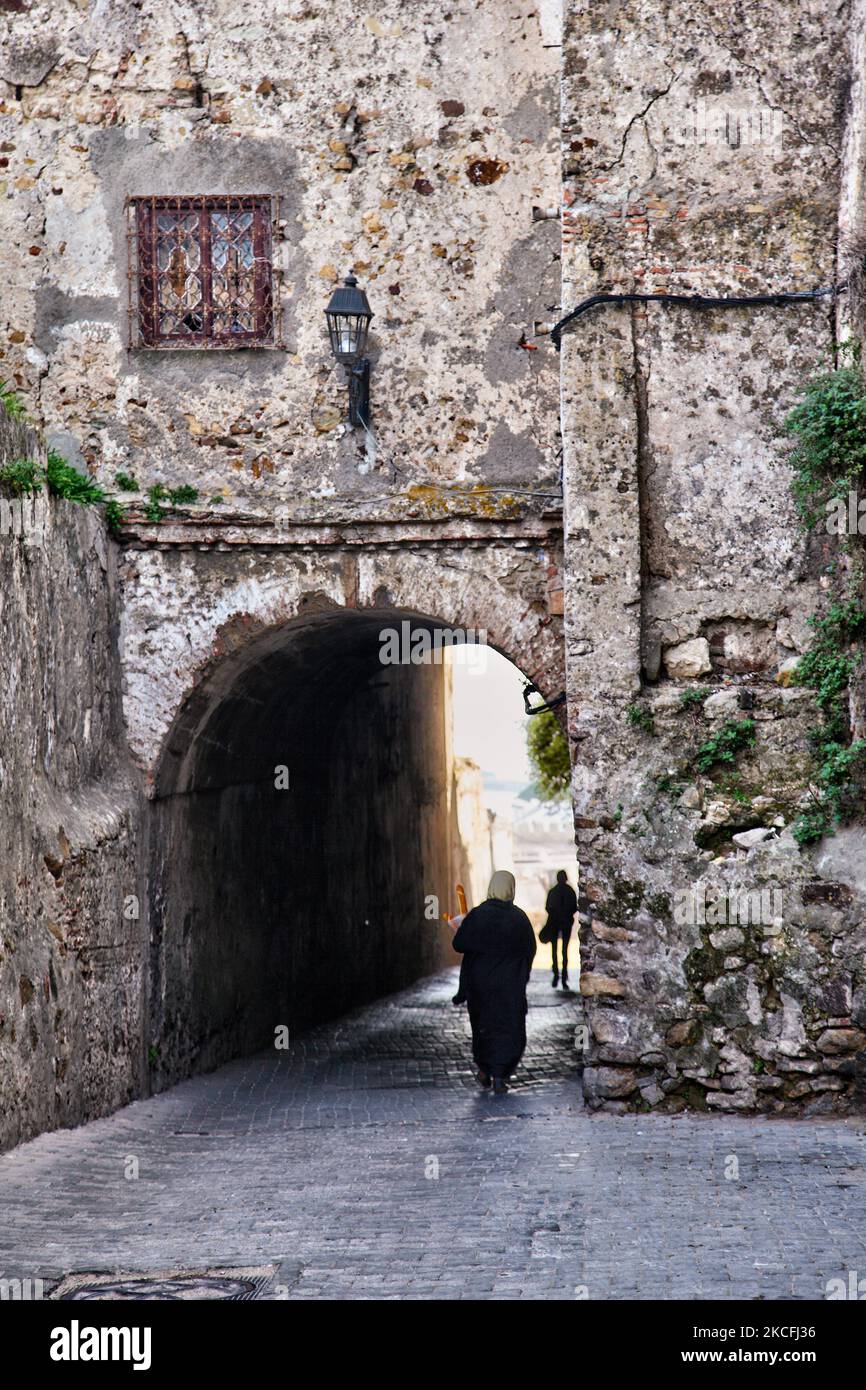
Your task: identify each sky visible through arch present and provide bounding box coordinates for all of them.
[448,644,532,789]
[446,643,577,941]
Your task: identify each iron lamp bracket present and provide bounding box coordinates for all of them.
[348,358,371,429]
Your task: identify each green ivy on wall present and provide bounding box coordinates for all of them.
[783,346,866,844]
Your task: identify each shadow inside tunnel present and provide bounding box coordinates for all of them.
[144,608,575,1099]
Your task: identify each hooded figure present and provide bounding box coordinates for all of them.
[452,870,536,1094]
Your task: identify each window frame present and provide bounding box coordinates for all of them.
[126,194,282,350]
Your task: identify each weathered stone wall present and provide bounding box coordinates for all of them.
[7,0,865,1143]
[561,0,866,1113]
[118,529,565,782]
[0,0,568,1147]
[0,0,560,524]
[0,409,143,1150]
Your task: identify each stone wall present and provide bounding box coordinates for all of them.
[561,0,866,1113]
[0,0,568,1145]
[0,0,560,525]
[118,530,565,781]
[0,406,144,1150]
[5,0,866,1145]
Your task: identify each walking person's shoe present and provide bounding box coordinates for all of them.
[476,1069,491,1088]
[551,972,559,989]
[561,973,569,989]
[492,1078,508,1096]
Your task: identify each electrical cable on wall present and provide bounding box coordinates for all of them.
[550,283,846,351]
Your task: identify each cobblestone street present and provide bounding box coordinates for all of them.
[1,968,865,1301]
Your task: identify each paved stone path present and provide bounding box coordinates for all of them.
[1,968,865,1299]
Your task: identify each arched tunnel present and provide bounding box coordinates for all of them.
[146,605,552,1089]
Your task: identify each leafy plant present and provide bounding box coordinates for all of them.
[104,499,125,537]
[655,773,686,798]
[783,346,866,532]
[144,483,169,522]
[0,449,130,541]
[793,739,866,845]
[695,718,756,773]
[781,348,866,846]
[144,482,199,520]
[725,780,751,807]
[168,484,198,505]
[626,703,655,735]
[0,379,27,421]
[526,708,571,801]
[46,448,105,504]
[0,457,42,496]
[114,471,139,491]
[788,597,866,844]
[792,600,865,728]
[678,688,709,711]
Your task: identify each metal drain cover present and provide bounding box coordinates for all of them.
[52,1266,276,1301]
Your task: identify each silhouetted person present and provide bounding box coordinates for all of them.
[544,869,577,989]
[452,870,536,1095]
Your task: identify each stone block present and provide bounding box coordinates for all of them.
[663,637,712,678]
[580,972,626,998]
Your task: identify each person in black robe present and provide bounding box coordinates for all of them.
[543,869,578,989]
[451,870,536,1095]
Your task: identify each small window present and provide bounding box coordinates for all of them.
[127,195,279,348]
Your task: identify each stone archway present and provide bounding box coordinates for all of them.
[122,537,567,1089]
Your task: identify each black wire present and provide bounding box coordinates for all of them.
[550,284,845,351]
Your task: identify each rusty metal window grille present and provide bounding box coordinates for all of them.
[126,195,281,349]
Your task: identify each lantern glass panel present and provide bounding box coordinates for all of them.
[329,313,361,360]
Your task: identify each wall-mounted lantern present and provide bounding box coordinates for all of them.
[324,274,373,428]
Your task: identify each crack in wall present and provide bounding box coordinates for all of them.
[696,4,843,165]
[597,67,680,173]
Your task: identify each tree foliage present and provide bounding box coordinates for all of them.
[525,709,571,801]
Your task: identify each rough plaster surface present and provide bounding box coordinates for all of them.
[118,536,565,780]
[0,0,560,518]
